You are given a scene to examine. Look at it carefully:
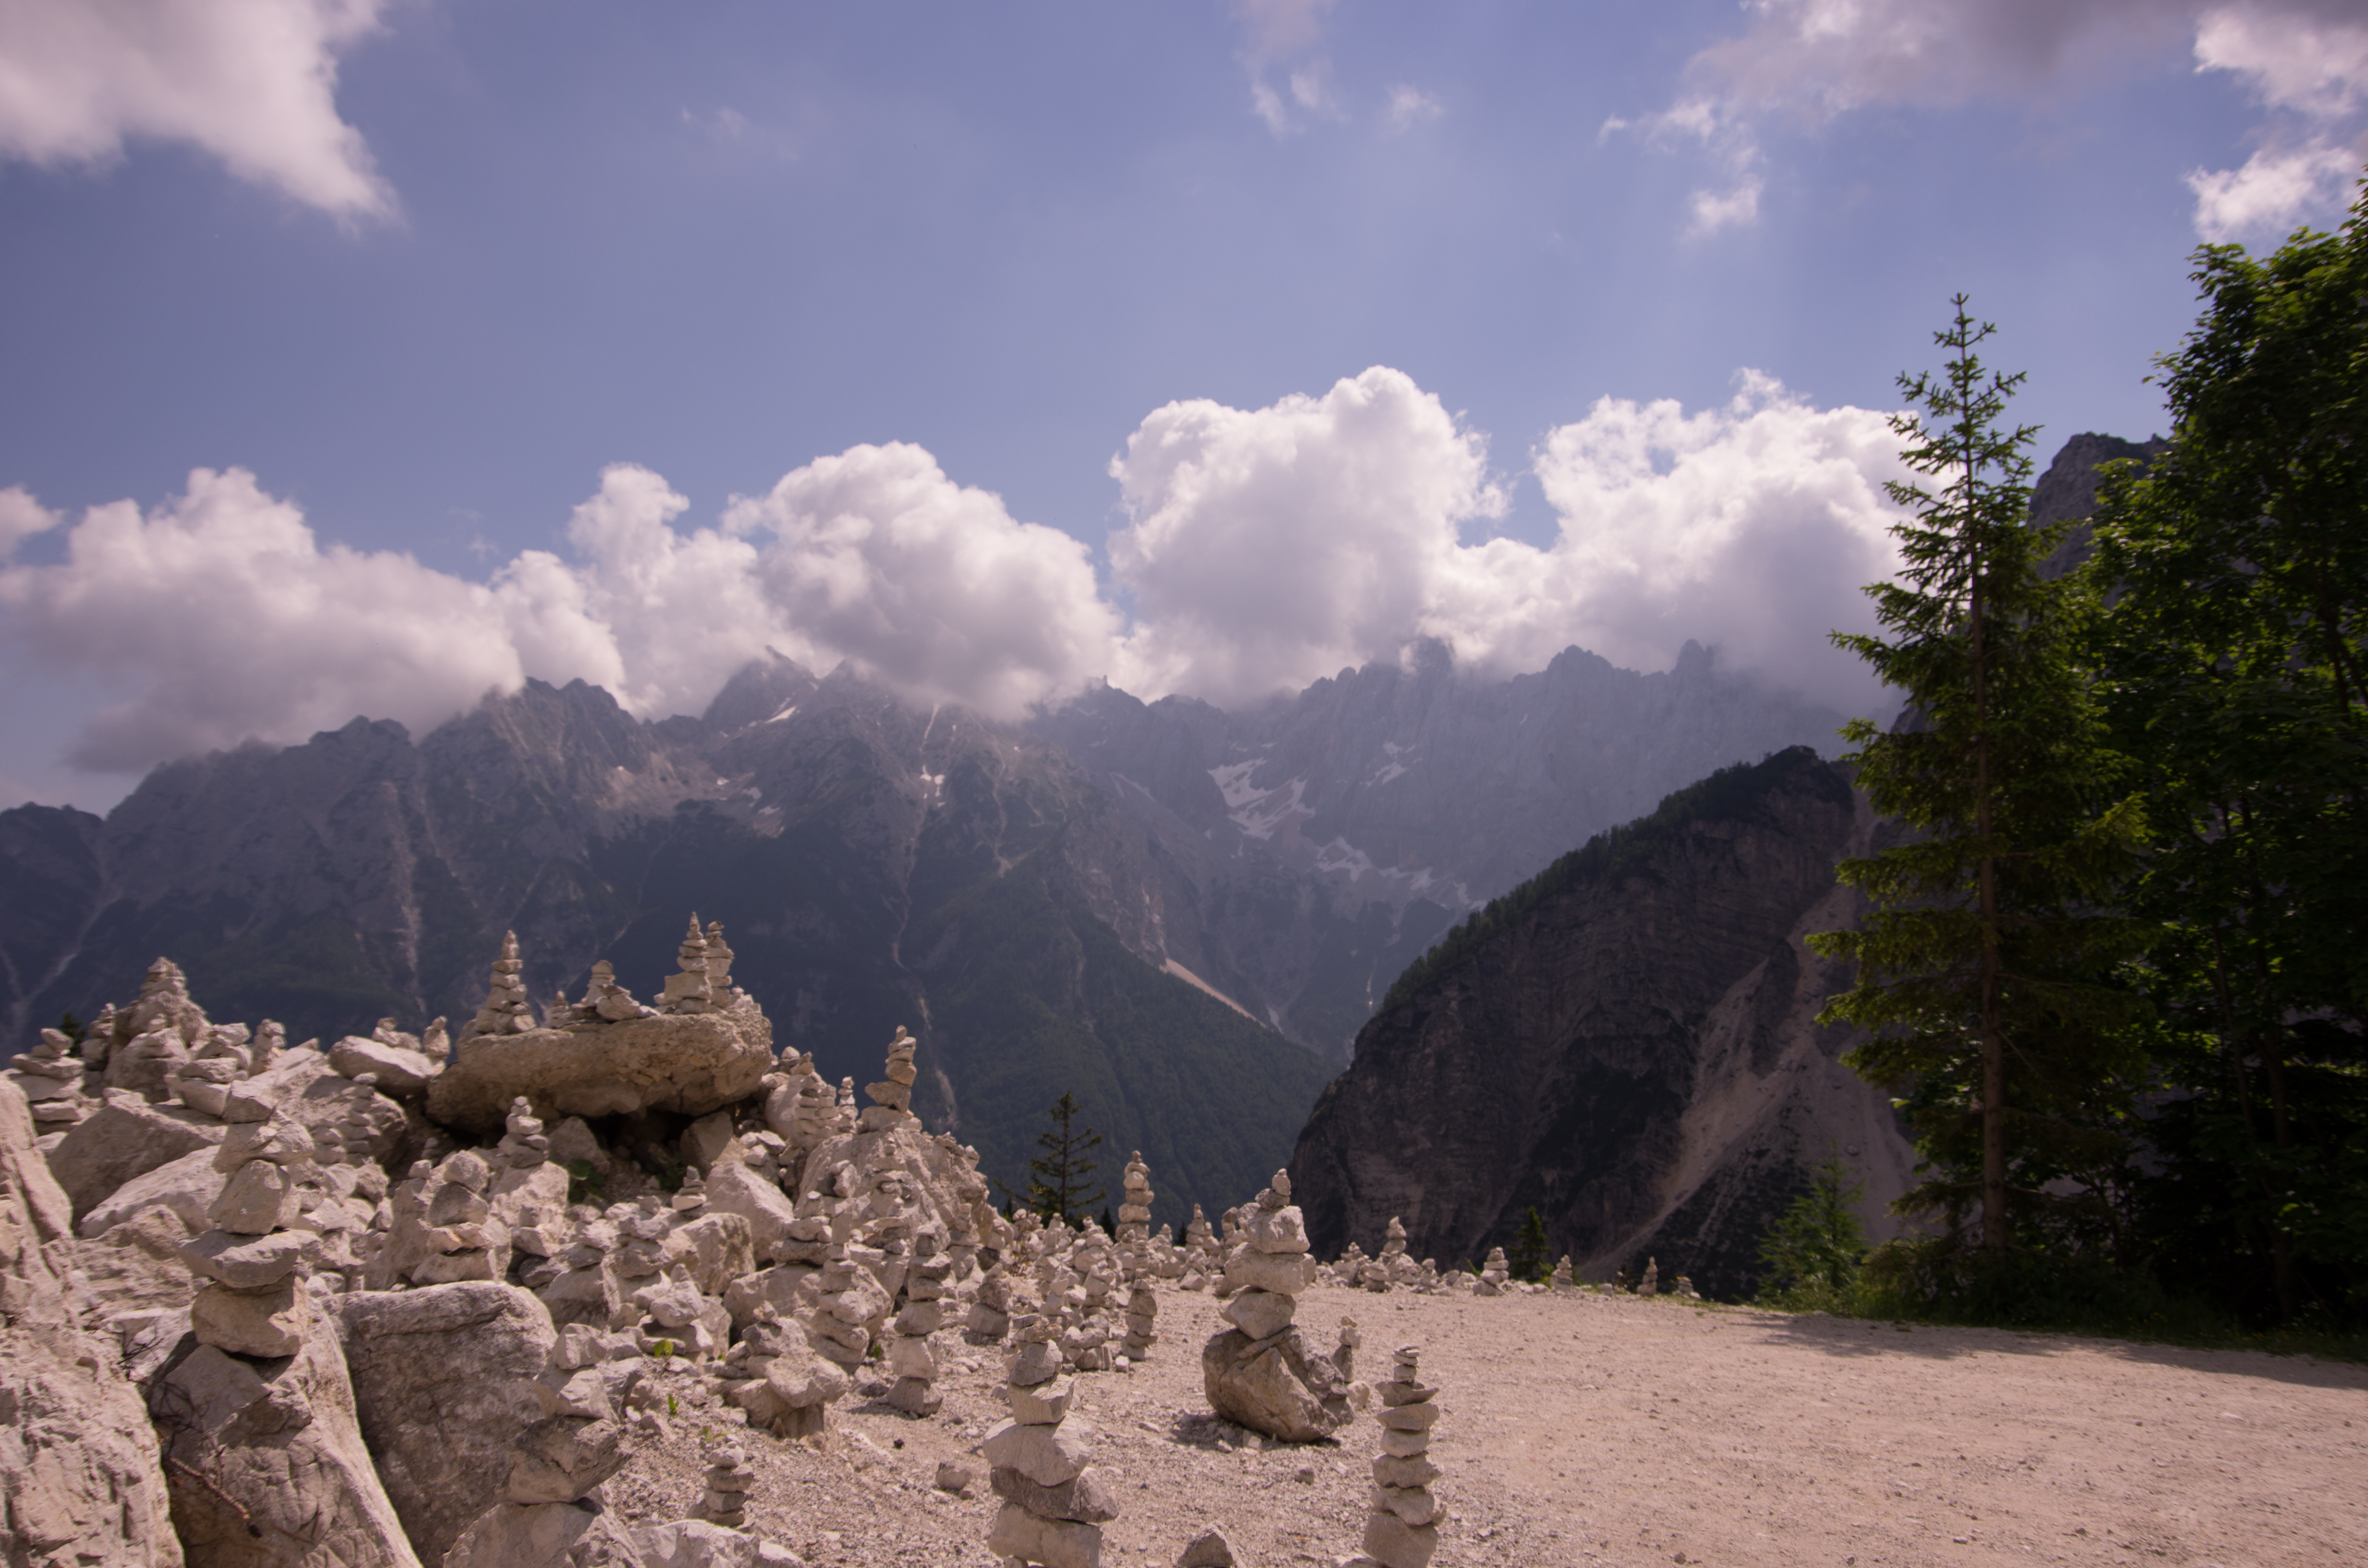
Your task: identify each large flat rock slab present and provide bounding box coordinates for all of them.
[425,1003,773,1135]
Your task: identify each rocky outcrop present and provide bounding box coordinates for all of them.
[141,1310,420,1568]
[47,1093,225,1223]
[0,1076,183,1567]
[1290,747,1917,1298]
[335,1282,557,1563]
[426,999,774,1135]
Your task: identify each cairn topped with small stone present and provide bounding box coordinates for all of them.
[463,931,536,1042]
[497,1096,550,1169]
[1202,1168,1346,1442]
[1117,1150,1154,1246]
[1474,1247,1510,1296]
[859,1026,920,1133]
[1348,1346,1445,1568]
[660,917,714,1015]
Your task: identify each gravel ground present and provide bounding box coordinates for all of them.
[598,1281,2368,1568]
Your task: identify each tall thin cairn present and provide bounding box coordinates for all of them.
[984,1311,1116,1567]
[1201,1168,1347,1442]
[1349,1346,1445,1568]
[861,1026,921,1133]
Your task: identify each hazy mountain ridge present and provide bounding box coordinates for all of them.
[1029,637,1852,1053]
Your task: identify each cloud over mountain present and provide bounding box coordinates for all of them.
[0,369,1912,776]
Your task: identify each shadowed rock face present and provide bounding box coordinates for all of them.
[1288,748,1917,1299]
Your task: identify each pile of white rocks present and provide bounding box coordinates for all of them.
[985,1312,1117,1568]
[1347,1346,1446,1568]
[1200,1169,1348,1442]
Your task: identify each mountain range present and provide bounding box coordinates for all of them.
[0,636,1846,1226]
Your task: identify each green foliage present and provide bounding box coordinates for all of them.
[1011,1091,1105,1226]
[636,1146,686,1194]
[2084,196,2368,1325]
[563,1159,606,1206]
[55,1012,85,1048]
[1754,1154,1870,1308]
[1507,1206,1551,1284]
[1813,296,2150,1264]
[1385,748,1841,1011]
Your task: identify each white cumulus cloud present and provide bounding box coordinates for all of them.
[724,442,1122,719]
[0,371,1918,777]
[1106,366,1907,713]
[0,467,523,770]
[0,0,394,219]
[1107,368,1506,708]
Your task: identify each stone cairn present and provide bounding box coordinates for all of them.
[1119,1280,1158,1362]
[694,1442,757,1528]
[8,1027,90,1130]
[805,1243,884,1396]
[578,959,650,1023]
[1474,1247,1510,1296]
[661,918,715,1014]
[464,931,536,1041]
[1116,1151,1154,1248]
[886,1229,951,1415]
[1638,1257,1660,1297]
[860,1026,921,1133]
[497,1095,550,1169]
[1178,1205,1218,1289]
[1202,1168,1348,1442]
[966,1259,1016,1344]
[183,1103,317,1358]
[985,1311,1116,1568]
[1349,1346,1445,1568]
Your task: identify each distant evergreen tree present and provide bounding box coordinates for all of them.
[1757,1154,1871,1297]
[1007,1091,1105,1225]
[1507,1206,1551,1284]
[56,1012,86,1049]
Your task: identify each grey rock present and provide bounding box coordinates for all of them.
[426,1003,773,1136]
[144,1308,419,1567]
[445,1499,645,1568]
[987,1501,1104,1568]
[1175,1528,1237,1567]
[1201,1325,1350,1443]
[0,1077,184,1567]
[336,1281,556,1562]
[990,1461,1120,1523]
[632,1518,762,1568]
[45,1093,224,1223]
[328,1035,439,1093]
[76,1145,223,1237]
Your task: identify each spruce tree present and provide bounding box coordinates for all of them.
[1756,1153,1870,1298]
[1813,297,2148,1271]
[1507,1206,1551,1283]
[1018,1091,1105,1226]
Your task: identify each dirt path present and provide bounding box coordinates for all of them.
[606,1282,2368,1567]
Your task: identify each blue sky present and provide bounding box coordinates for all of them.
[2,0,2363,808]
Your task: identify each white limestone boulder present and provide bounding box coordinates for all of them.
[335,1281,557,1562]
[425,1000,773,1137]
